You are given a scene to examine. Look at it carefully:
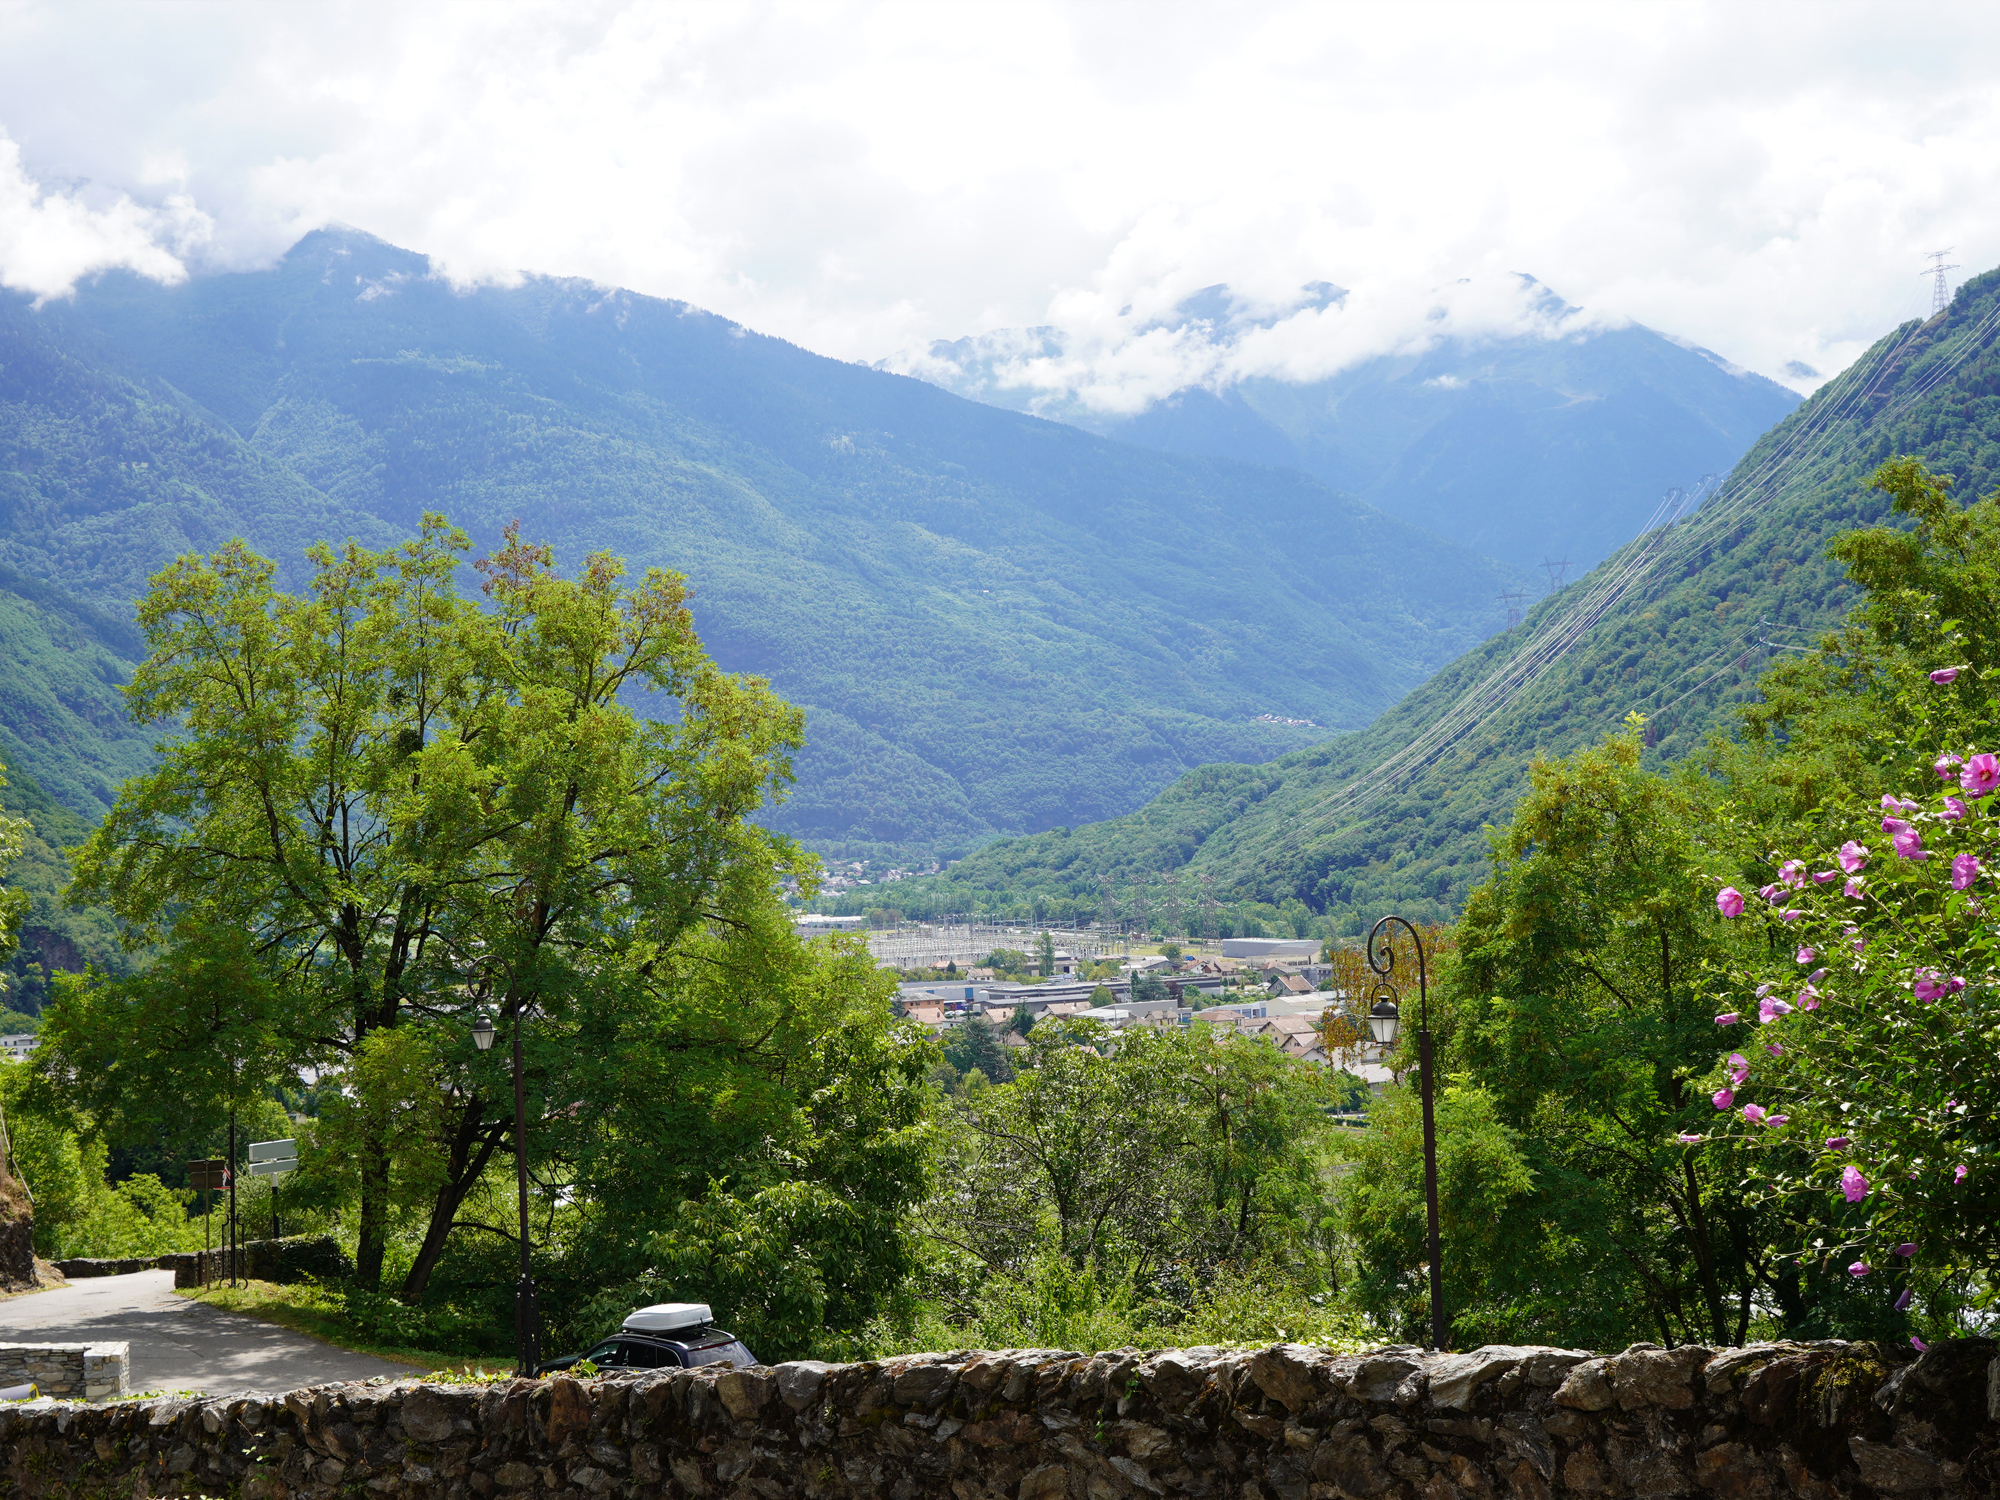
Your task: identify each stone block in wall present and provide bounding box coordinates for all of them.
[80,1343,128,1402]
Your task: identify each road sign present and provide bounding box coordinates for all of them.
[247,1138,297,1177]
[188,1159,227,1191]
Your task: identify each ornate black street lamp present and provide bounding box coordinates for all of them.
[1364,914,1447,1352]
[472,1008,540,1376]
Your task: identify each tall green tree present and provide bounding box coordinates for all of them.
[1726,455,2000,844]
[1178,1028,1337,1266]
[554,934,934,1360]
[932,1024,1336,1307]
[1337,1082,1535,1343]
[1445,722,1772,1348]
[64,518,809,1291]
[942,1015,1014,1083]
[33,921,304,1162]
[1685,456,2000,1338]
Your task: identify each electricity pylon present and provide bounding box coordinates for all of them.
[1924,250,1960,316]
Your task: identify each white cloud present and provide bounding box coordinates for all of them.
[0,1,1997,391]
[896,272,1617,416]
[0,136,209,300]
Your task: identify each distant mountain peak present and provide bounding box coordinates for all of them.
[1147,280,1349,336]
[283,224,431,275]
[887,277,1800,575]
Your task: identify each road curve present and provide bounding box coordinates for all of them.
[0,1271,417,1397]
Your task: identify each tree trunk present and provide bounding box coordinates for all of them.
[356,1133,392,1289]
[399,1105,507,1301]
[1680,1157,1732,1346]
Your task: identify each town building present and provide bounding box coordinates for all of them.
[793,913,868,937]
[1221,937,1321,961]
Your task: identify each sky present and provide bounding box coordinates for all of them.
[2,0,1997,408]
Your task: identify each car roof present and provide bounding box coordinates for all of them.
[608,1328,737,1350]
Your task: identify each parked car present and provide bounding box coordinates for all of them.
[537,1302,758,1374]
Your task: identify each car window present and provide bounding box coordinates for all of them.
[585,1341,627,1368]
[682,1340,756,1369]
[627,1341,677,1369]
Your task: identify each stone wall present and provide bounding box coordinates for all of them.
[175,1234,355,1289]
[1,1338,1996,1498]
[0,1342,127,1401]
[51,1257,154,1279]
[53,1234,354,1288]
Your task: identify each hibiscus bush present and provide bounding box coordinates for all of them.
[1701,713,2000,1337]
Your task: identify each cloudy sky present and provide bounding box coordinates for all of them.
[2,0,1995,405]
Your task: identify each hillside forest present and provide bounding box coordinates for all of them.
[0,228,1533,875]
[2,447,1995,1365]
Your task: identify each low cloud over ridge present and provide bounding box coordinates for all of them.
[0,136,210,302]
[887,273,1623,417]
[1,2,1995,389]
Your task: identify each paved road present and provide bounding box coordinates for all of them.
[0,1271,417,1397]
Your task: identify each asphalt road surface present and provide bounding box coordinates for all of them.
[0,1271,416,1397]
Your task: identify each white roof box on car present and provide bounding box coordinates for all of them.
[622,1302,713,1333]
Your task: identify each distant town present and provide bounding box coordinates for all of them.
[788,917,1392,1091]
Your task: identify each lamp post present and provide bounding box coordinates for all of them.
[1364,914,1447,1352]
[472,1008,540,1376]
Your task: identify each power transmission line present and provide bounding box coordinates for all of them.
[1498,589,1526,628]
[1253,287,2000,860]
[1541,555,1571,594]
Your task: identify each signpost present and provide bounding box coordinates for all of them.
[187,1159,227,1284]
[247,1139,297,1240]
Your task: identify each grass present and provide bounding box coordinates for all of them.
[179,1280,514,1378]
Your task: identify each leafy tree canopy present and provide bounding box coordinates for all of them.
[43,519,926,1353]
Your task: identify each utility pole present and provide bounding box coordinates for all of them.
[1923,250,1960,316]
[227,1103,237,1289]
[1498,590,1526,629]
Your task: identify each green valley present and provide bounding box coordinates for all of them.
[3,229,1534,861]
[868,265,2000,932]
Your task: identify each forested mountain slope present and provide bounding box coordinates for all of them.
[894,265,2000,931]
[0,744,132,1014]
[903,277,1800,574]
[2,229,1522,856]
[0,568,152,820]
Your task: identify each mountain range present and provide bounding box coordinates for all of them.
[896,277,1801,576]
[877,266,2000,931]
[2,228,1535,866]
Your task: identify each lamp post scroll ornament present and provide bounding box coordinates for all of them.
[1364,914,1448,1352]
